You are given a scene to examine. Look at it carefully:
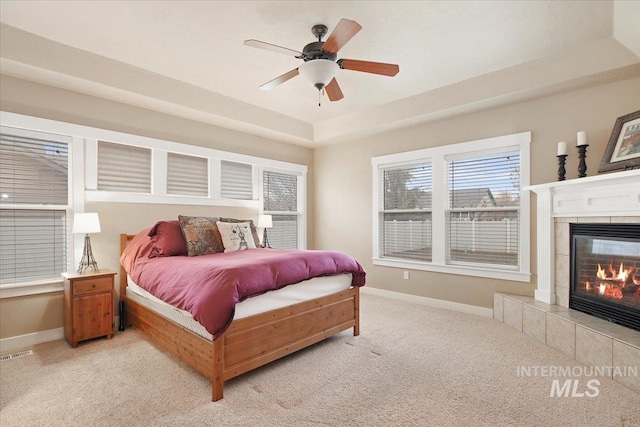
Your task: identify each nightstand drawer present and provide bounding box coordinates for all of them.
[73,277,113,295]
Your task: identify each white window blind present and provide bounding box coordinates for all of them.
[263,171,299,249]
[0,133,69,285]
[446,150,520,269]
[97,141,151,193]
[379,163,432,261]
[167,152,208,196]
[221,160,253,200]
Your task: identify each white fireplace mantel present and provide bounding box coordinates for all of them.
[525,169,640,304]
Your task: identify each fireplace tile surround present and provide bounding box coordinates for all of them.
[495,169,640,393]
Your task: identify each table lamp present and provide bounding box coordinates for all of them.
[73,212,101,274]
[257,214,273,248]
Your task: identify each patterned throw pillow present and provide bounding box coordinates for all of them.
[177,215,224,256]
[218,217,261,248]
[216,221,257,253]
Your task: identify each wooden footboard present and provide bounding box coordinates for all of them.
[119,234,360,401]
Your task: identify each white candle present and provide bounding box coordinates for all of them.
[557,141,567,156]
[577,131,587,146]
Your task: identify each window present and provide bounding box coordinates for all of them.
[1,111,309,296]
[0,129,70,285]
[263,170,301,249]
[372,132,530,282]
[447,150,520,269]
[85,133,305,209]
[167,152,208,196]
[379,162,432,261]
[221,160,253,200]
[97,141,151,193]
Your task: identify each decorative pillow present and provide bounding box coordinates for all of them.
[177,215,224,256]
[218,217,261,248]
[120,227,155,274]
[148,220,187,257]
[216,221,257,253]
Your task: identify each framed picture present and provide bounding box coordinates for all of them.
[598,110,640,173]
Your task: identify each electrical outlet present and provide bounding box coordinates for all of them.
[403,271,409,280]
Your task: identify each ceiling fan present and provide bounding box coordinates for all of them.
[244,18,399,105]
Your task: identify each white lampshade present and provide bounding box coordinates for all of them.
[258,214,273,228]
[298,59,339,90]
[73,212,101,234]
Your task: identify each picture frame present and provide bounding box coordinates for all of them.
[598,110,640,173]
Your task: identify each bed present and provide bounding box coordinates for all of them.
[118,218,364,401]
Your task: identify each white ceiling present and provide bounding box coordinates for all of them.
[1,1,639,147]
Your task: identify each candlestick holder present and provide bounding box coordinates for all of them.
[577,144,588,178]
[557,154,567,181]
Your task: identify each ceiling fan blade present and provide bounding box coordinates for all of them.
[338,59,399,77]
[259,68,300,90]
[244,39,303,57]
[325,78,344,101]
[322,19,362,55]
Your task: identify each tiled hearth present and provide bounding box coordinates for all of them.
[499,170,640,393]
[494,292,640,393]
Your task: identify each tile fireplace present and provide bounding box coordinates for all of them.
[527,169,640,311]
[570,223,640,331]
[498,170,640,393]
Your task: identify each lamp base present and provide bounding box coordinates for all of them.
[77,234,99,274]
[262,229,271,249]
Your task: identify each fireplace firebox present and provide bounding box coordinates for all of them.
[570,223,640,331]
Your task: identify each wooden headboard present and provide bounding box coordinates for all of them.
[119,234,136,300]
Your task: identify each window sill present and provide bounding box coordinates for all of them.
[372,257,531,282]
[0,279,64,299]
[85,190,260,208]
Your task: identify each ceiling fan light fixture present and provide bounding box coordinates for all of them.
[298,59,339,91]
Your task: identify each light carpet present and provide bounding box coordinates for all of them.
[1,293,639,426]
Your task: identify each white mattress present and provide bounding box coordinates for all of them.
[126,274,353,341]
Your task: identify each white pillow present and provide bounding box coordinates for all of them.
[216,221,257,253]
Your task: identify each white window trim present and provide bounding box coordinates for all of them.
[83,138,306,208]
[0,125,84,298]
[0,111,308,296]
[261,167,307,249]
[372,131,531,282]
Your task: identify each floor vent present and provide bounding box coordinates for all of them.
[0,349,33,361]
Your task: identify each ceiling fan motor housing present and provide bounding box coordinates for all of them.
[302,41,337,62]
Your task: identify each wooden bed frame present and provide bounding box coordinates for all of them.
[119,234,360,401]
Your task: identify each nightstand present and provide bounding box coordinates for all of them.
[62,269,116,348]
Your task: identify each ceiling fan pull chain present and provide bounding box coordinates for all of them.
[318,90,321,107]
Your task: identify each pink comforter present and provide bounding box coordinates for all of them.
[122,245,365,339]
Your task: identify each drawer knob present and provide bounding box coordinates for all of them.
[91,284,96,288]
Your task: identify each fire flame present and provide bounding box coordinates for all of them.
[596,263,632,282]
[589,262,636,300]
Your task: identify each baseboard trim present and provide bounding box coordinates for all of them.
[360,287,493,318]
[0,327,64,353]
[0,316,120,353]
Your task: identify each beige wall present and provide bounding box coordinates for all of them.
[0,75,314,340]
[314,76,640,309]
[2,73,639,341]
